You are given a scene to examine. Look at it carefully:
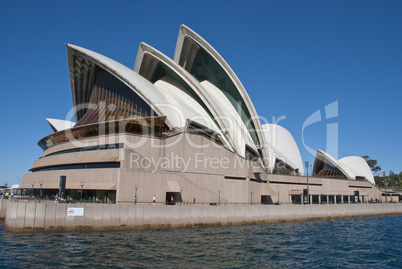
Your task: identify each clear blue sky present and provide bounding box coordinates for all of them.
[1,0,401,186]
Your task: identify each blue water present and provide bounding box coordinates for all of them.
[1,215,401,268]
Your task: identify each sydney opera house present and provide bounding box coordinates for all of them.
[21,25,383,205]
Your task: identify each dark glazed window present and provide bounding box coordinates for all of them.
[224,176,246,180]
[46,143,123,157]
[189,49,259,146]
[313,157,347,178]
[32,162,120,172]
[76,67,157,125]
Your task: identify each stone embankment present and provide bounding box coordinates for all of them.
[3,199,402,232]
[0,198,8,220]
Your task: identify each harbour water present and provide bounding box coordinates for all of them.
[1,215,401,268]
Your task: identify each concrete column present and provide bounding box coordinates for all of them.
[327,195,329,204]
[341,196,344,204]
[309,195,312,204]
[289,195,292,204]
[301,194,303,205]
[348,195,350,204]
[318,195,321,204]
[334,195,337,204]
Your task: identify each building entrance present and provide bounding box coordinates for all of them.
[261,195,273,204]
[166,192,182,205]
[291,195,302,204]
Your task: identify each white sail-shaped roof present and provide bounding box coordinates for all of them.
[313,150,375,184]
[134,42,260,157]
[314,150,355,179]
[261,124,304,174]
[339,156,375,185]
[67,44,167,124]
[200,80,257,157]
[153,75,223,134]
[173,24,268,167]
[46,118,75,132]
[67,44,211,131]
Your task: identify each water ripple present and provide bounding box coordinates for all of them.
[1,215,402,268]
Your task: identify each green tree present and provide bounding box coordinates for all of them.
[399,172,402,187]
[374,175,385,187]
[387,170,398,187]
[362,156,381,174]
[375,170,402,188]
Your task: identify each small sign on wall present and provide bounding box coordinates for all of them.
[67,208,84,216]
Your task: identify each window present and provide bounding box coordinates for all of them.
[224,176,246,180]
[46,143,123,157]
[32,162,120,172]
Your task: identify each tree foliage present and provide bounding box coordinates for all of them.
[363,156,401,187]
[374,170,402,187]
[362,156,381,174]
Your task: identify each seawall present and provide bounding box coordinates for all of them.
[4,200,402,232]
[0,198,8,220]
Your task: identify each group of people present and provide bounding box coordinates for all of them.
[134,195,197,205]
[1,192,12,199]
[54,193,71,203]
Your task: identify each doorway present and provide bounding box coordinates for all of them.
[166,192,182,205]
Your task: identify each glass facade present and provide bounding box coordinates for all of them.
[313,158,347,178]
[30,189,117,204]
[76,66,156,126]
[46,143,123,157]
[32,162,120,172]
[224,176,246,180]
[273,159,295,175]
[189,49,259,146]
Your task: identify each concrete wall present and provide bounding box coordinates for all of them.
[5,199,402,232]
[21,133,390,207]
[0,198,9,220]
[268,174,386,204]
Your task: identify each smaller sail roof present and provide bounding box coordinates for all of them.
[314,150,355,179]
[314,150,375,184]
[339,156,375,185]
[46,118,75,132]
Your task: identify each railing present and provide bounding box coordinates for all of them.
[378,186,402,191]
[7,196,400,205]
[8,196,117,204]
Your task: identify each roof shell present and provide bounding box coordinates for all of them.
[339,156,375,185]
[67,44,209,130]
[314,150,355,179]
[261,124,304,174]
[67,44,163,122]
[134,42,260,157]
[200,80,257,157]
[153,75,223,133]
[46,118,75,132]
[173,25,268,166]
